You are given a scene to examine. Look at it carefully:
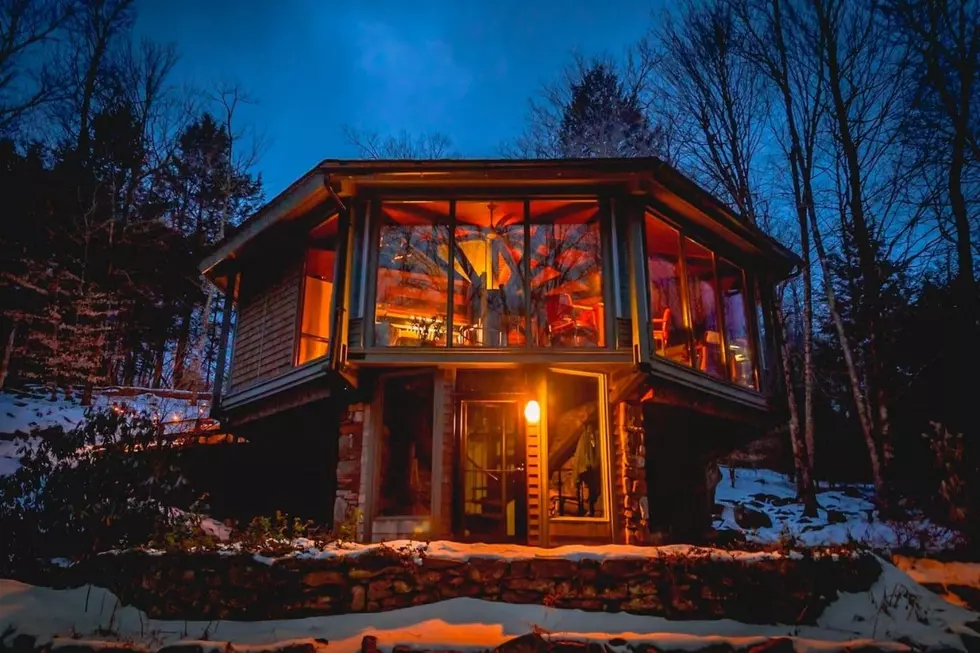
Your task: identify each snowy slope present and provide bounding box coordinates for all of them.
[714,466,958,550]
[0,559,975,652]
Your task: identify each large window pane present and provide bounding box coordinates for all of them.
[718,259,757,389]
[685,238,725,378]
[378,374,433,516]
[375,202,451,346]
[528,200,604,347]
[453,201,526,347]
[754,279,771,387]
[645,214,690,365]
[297,246,334,364]
[547,370,605,518]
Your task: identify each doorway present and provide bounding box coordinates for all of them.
[457,400,527,542]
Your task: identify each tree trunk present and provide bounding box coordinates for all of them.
[173,305,193,389]
[775,301,816,513]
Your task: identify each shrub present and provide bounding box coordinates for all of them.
[922,421,978,547]
[0,408,195,572]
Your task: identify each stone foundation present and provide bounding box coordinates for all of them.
[334,403,365,533]
[27,547,881,625]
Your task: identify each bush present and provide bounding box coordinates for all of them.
[0,408,195,572]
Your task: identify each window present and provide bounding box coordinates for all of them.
[528,200,605,347]
[685,238,725,378]
[297,216,338,364]
[375,202,451,346]
[547,370,607,519]
[718,259,757,389]
[645,214,689,365]
[754,279,771,386]
[377,373,434,516]
[453,201,526,347]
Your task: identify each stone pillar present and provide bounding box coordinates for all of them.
[618,403,649,544]
[334,403,365,537]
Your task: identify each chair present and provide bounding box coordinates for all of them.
[545,293,597,346]
[652,307,671,354]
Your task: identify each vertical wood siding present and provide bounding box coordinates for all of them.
[229,260,302,393]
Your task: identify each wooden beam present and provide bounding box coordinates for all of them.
[212,270,238,413]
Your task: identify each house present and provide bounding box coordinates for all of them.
[200,158,799,546]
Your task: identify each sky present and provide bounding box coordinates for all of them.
[134,0,660,197]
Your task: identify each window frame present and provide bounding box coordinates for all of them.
[363,195,616,352]
[543,367,612,524]
[640,208,763,392]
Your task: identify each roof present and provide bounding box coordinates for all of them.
[200,157,800,277]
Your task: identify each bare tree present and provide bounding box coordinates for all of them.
[886,0,979,405]
[0,0,77,132]
[343,127,456,159]
[652,0,770,222]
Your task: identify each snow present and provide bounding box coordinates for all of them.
[893,555,980,609]
[714,466,959,550]
[0,559,975,653]
[0,387,217,477]
[225,539,829,566]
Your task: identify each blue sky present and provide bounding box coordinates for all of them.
[135,0,659,196]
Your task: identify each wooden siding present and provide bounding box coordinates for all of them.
[526,422,543,545]
[229,259,303,394]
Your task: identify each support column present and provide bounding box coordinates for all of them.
[211,270,238,414]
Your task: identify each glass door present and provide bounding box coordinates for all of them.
[458,401,527,542]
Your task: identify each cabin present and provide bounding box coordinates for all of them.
[200,158,798,546]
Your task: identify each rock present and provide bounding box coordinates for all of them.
[504,577,555,593]
[608,638,627,647]
[393,579,413,594]
[350,585,366,611]
[493,632,549,653]
[276,644,317,653]
[362,635,378,653]
[825,510,848,525]
[367,579,391,601]
[303,570,345,587]
[747,639,795,653]
[530,558,577,579]
[549,640,589,653]
[10,634,37,653]
[733,504,773,529]
[962,632,980,653]
[599,558,645,578]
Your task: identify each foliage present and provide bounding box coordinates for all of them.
[0,408,194,572]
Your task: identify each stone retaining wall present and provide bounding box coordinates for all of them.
[26,548,881,625]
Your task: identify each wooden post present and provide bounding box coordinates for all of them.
[211,270,238,414]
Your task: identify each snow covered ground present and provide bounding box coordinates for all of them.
[714,466,959,551]
[0,558,976,652]
[0,388,216,477]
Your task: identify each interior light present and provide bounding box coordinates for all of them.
[524,400,541,424]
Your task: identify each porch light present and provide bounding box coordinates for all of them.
[524,400,541,424]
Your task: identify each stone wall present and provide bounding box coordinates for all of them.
[30,548,881,625]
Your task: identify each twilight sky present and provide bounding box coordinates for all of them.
[135,0,661,196]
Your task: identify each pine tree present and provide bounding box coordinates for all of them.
[558,63,662,158]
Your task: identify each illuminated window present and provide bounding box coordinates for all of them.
[685,238,725,379]
[377,373,434,516]
[718,259,757,389]
[645,214,689,365]
[453,201,526,347]
[375,202,451,347]
[297,236,336,364]
[547,370,607,519]
[528,200,604,347]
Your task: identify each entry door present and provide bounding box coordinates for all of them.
[458,401,527,542]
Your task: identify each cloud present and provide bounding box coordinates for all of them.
[353,21,472,130]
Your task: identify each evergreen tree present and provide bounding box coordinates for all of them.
[558,63,662,158]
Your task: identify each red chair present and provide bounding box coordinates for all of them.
[545,293,597,346]
[652,307,670,354]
